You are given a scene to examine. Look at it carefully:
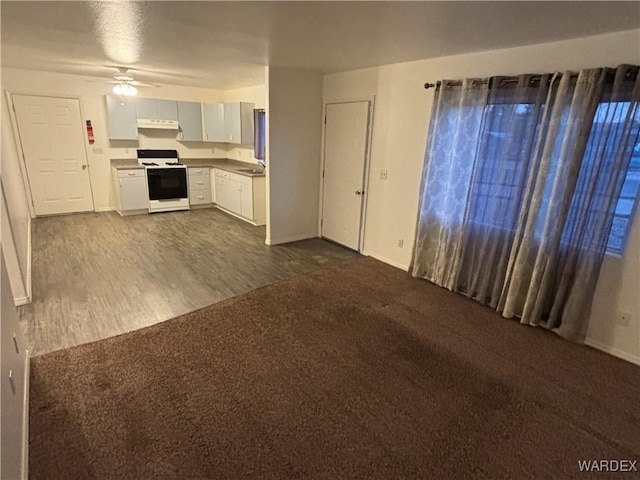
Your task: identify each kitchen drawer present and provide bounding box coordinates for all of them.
[228,171,251,186]
[189,188,212,205]
[188,167,210,176]
[189,174,210,192]
[117,169,145,179]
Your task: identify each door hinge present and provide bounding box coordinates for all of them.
[320,219,323,227]
[322,169,325,178]
[324,115,327,125]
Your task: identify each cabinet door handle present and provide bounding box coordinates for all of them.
[128,172,136,176]
[8,370,15,395]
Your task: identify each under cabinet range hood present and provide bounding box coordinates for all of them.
[136,118,180,129]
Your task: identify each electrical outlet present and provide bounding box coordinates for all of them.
[397,239,404,248]
[380,169,388,180]
[92,147,103,155]
[617,311,632,327]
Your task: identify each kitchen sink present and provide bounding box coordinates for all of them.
[237,168,264,174]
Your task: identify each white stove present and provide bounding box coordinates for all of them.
[137,149,189,213]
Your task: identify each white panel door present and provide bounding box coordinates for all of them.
[13,95,94,215]
[321,101,371,250]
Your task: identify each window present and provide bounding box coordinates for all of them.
[466,100,640,254]
[585,101,640,254]
[253,109,265,161]
[609,141,640,253]
[467,103,540,230]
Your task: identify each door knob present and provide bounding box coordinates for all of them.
[355,190,363,195]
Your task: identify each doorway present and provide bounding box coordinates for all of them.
[12,94,94,216]
[321,100,372,251]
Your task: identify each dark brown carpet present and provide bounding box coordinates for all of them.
[29,257,640,479]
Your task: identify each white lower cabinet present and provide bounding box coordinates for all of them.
[240,180,253,219]
[188,167,212,206]
[213,169,265,225]
[113,168,148,215]
[214,170,241,214]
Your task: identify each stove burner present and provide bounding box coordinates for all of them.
[165,162,182,166]
[142,162,159,166]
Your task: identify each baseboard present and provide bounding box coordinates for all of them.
[189,204,217,211]
[21,352,30,480]
[14,295,30,306]
[368,253,409,272]
[215,206,263,226]
[116,208,148,217]
[95,206,116,212]
[584,338,640,366]
[267,232,318,245]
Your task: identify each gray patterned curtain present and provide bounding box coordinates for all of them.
[411,65,640,342]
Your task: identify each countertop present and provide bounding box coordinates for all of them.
[111,158,265,177]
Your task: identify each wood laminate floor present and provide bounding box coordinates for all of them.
[18,209,357,356]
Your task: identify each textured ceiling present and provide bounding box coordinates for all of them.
[1,1,639,89]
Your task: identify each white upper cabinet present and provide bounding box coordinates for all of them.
[105,95,256,144]
[135,98,178,120]
[203,102,254,144]
[106,94,138,140]
[177,101,204,141]
[202,103,225,142]
[224,102,254,145]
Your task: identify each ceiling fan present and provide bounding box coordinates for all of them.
[86,66,159,96]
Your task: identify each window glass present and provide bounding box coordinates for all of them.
[466,100,639,254]
[254,109,265,161]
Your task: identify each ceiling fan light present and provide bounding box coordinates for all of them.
[113,83,137,96]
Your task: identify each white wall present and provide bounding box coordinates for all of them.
[1,96,31,303]
[323,29,640,363]
[1,67,264,211]
[266,67,323,245]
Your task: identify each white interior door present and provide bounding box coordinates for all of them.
[321,101,371,250]
[12,95,94,215]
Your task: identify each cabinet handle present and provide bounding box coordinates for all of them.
[128,172,136,176]
[13,334,19,354]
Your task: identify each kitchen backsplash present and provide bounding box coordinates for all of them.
[108,129,259,164]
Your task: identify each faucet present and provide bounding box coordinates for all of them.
[257,159,266,169]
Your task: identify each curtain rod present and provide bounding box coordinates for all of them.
[424,66,638,90]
